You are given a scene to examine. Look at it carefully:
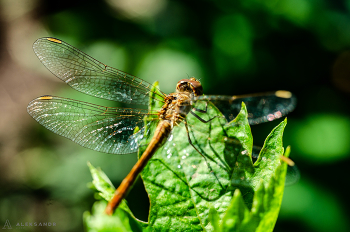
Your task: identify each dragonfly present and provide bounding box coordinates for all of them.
[27,37,296,215]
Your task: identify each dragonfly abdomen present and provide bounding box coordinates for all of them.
[105,120,172,214]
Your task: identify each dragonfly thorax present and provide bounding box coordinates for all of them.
[158,92,192,126]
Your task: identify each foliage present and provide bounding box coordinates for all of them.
[84,82,289,231]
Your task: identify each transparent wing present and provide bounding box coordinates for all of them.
[27,96,158,154]
[33,38,165,105]
[195,91,296,124]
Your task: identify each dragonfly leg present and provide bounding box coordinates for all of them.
[191,100,223,123]
[190,110,220,123]
[184,118,209,161]
[184,118,225,190]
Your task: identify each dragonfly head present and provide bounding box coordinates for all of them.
[176,77,203,96]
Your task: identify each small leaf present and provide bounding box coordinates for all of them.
[87,162,115,201]
[219,125,290,232]
[209,208,221,231]
[87,162,147,231]
[220,189,251,232]
[84,201,138,232]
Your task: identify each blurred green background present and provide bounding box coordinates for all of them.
[0,0,350,231]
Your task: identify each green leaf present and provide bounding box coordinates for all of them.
[85,163,147,232]
[138,82,289,231]
[219,147,290,232]
[84,201,133,232]
[87,162,115,201]
[86,81,289,231]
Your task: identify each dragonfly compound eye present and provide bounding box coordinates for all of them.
[188,79,203,96]
[176,79,191,93]
[176,79,203,96]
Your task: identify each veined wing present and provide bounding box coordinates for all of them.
[27,96,157,154]
[33,38,165,105]
[196,91,296,124]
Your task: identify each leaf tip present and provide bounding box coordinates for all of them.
[240,101,248,113]
[151,81,160,90]
[233,188,242,198]
[284,146,291,158]
[87,161,94,171]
